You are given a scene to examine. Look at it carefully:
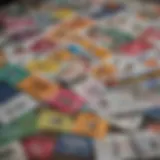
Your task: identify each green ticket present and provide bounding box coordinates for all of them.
[0,111,38,147]
[0,64,30,86]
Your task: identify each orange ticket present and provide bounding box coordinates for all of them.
[73,113,108,139]
[18,75,59,100]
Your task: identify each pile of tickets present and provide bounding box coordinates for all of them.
[0,0,160,160]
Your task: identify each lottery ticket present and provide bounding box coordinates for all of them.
[85,24,134,51]
[89,1,125,19]
[52,8,76,20]
[0,111,38,147]
[143,107,160,121]
[48,88,85,114]
[57,60,89,84]
[131,131,160,159]
[102,12,149,36]
[72,113,108,138]
[0,81,20,104]
[18,75,59,100]
[0,64,30,86]
[95,134,136,160]
[106,83,160,116]
[109,114,143,130]
[22,135,55,160]
[0,93,38,124]
[8,27,40,43]
[55,134,94,158]
[4,16,35,34]
[3,45,33,66]
[37,109,73,132]
[0,141,27,160]
[26,53,68,79]
[73,77,110,118]
[27,36,57,55]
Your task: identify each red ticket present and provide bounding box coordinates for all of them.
[22,136,55,160]
[120,39,152,56]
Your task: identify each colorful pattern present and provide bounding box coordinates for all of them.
[0,1,160,160]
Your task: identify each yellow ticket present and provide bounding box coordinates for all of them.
[38,109,73,132]
[26,59,61,74]
[53,9,75,19]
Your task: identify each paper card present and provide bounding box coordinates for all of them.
[109,55,148,79]
[72,113,108,138]
[95,136,114,160]
[104,13,149,35]
[73,77,110,118]
[143,107,160,121]
[37,109,73,132]
[119,68,160,87]
[106,85,159,116]
[52,9,75,19]
[22,136,55,160]
[3,44,34,66]
[139,27,160,44]
[0,64,30,86]
[0,111,38,147]
[110,134,136,160]
[26,58,63,76]
[0,142,27,160]
[120,39,152,56]
[18,76,59,100]
[4,17,35,34]
[85,25,134,51]
[110,115,143,130]
[4,43,27,57]
[57,59,89,84]
[131,131,160,158]
[9,28,40,43]
[48,88,85,114]
[0,81,19,104]
[28,38,56,54]
[90,2,125,19]
[0,93,38,124]
[92,62,117,86]
[55,134,94,157]
[137,49,160,70]
[95,134,136,160]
